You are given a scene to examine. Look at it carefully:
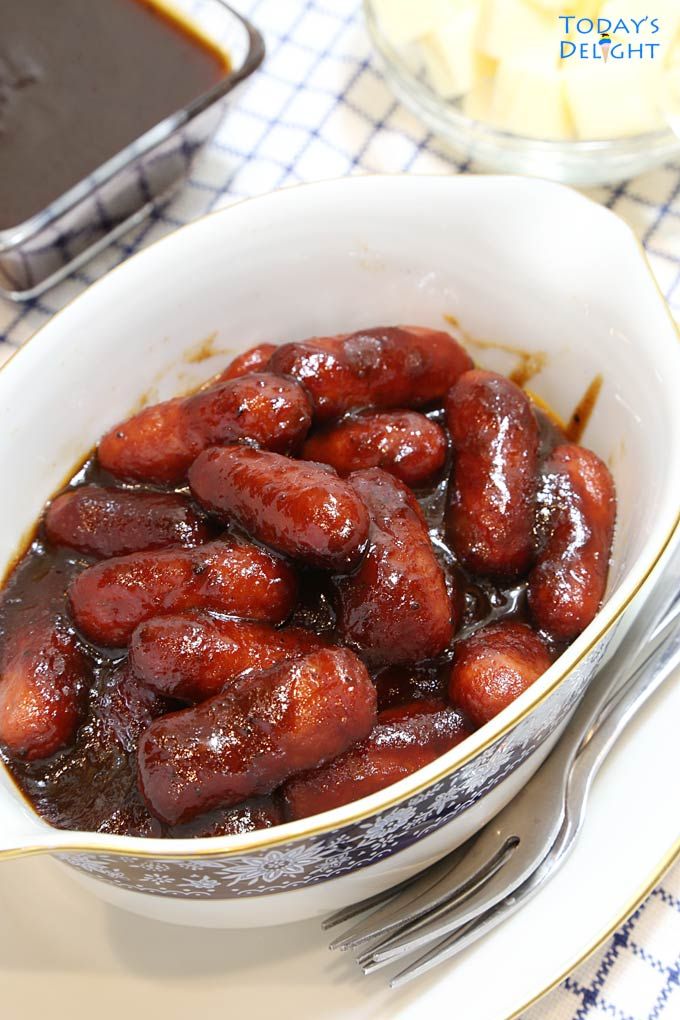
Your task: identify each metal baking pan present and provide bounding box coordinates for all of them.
[0,0,264,301]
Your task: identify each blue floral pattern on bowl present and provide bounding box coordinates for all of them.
[57,630,614,899]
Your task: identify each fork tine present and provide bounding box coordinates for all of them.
[386,579,680,986]
[327,844,470,949]
[323,854,460,933]
[387,913,485,985]
[330,828,514,954]
[389,826,568,987]
[388,897,513,987]
[353,838,512,968]
[330,816,517,951]
[357,837,515,972]
[322,877,417,931]
[363,836,528,968]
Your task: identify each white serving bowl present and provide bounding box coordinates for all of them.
[0,176,678,928]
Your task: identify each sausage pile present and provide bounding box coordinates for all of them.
[0,325,616,836]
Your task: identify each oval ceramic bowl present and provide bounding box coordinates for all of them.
[0,176,679,928]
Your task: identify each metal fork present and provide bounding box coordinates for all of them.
[325,549,680,984]
[379,602,680,985]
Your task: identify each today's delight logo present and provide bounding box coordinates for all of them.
[559,15,662,61]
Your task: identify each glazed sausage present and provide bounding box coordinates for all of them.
[214,342,276,382]
[448,620,553,727]
[68,538,298,647]
[98,373,312,484]
[301,410,447,487]
[0,615,89,759]
[528,443,616,641]
[283,700,471,819]
[335,468,454,665]
[269,325,473,422]
[130,613,332,702]
[189,446,370,571]
[445,370,539,579]
[137,647,377,825]
[45,486,211,558]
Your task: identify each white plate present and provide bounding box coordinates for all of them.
[0,663,677,1020]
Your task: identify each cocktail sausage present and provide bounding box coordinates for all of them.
[137,647,377,825]
[445,370,539,579]
[0,616,88,760]
[130,613,332,702]
[302,410,447,487]
[336,468,454,665]
[448,620,552,726]
[269,325,472,421]
[98,373,312,484]
[69,538,298,646]
[45,486,211,558]
[189,446,370,571]
[283,700,470,819]
[214,342,276,382]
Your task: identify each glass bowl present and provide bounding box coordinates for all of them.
[364,0,680,186]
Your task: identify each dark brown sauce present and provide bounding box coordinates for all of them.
[0,0,229,229]
[509,353,548,389]
[565,375,603,444]
[182,333,222,365]
[442,317,548,390]
[0,404,566,838]
[441,316,602,444]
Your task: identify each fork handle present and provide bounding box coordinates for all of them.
[389,613,680,988]
[565,606,680,837]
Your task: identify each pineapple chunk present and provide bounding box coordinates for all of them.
[525,0,579,12]
[371,0,462,47]
[463,77,496,120]
[558,0,602,19]
[564,61,666,138]
[419,6,483,97]
[490,59,573,138]
[478,0,562,63]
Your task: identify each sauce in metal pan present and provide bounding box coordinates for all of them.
[0,0,229,229]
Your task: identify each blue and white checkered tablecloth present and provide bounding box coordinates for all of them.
[1,2,679,1017]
